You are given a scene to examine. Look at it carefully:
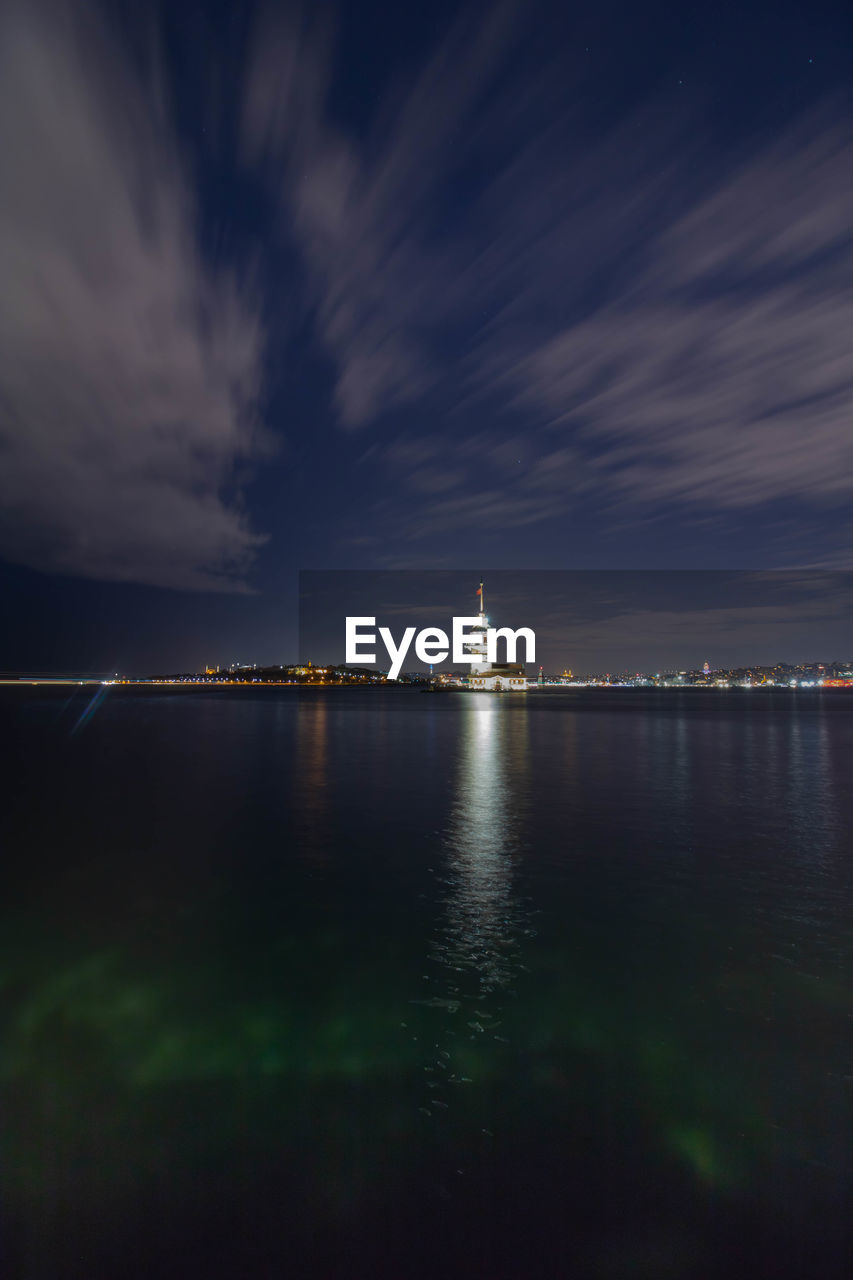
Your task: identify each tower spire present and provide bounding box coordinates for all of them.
[479,579,485,618]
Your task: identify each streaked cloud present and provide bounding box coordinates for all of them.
[496,110,853,511]
[243,7,853,546]
[242,2,519,427]
[0,0,268,591]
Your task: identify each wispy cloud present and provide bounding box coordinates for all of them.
[243,6,853,548]
[242,2,519,428]
[352,430,591,543]
[495,112,853,510]
[439,100,853,530]
[0,0,269,591]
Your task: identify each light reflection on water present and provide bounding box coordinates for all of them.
[436,696,529,995]
[415,696,533,1123]
[294,696,328,830]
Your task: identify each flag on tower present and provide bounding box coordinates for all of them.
[476,586,482,596]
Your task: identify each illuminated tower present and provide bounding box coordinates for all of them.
[466,579,528,692]
[467,579,491,676]
[703,661,710,676]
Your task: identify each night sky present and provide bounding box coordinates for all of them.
[2,0,853,672]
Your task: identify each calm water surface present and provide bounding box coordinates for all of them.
[1,686,851,1278]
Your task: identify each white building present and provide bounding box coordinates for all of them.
[466,581,528,692]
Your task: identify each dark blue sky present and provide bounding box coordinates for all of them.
[1,0,852,671]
